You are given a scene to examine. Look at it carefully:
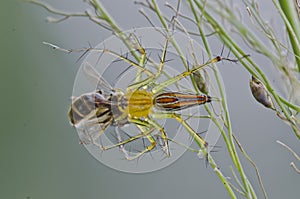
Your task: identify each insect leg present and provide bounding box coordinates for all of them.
[125,135,156,161]
[152,112,208,154]
[103,128,157,161]
[127,36,169,91]
[143,117,170,157]
[127,117,169,159]
[108,127,156,160]
[151,56,222,94]
[102,128,155,150]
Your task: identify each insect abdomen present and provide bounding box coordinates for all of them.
[68,93,111,125]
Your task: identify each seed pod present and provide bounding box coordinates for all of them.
[249,76,274,109]
[193,69,209,95]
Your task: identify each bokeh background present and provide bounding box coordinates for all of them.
[1,0,299,198]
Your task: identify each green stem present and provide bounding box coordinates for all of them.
[277,0,300,71]
[151,0,190,71]
[151,0,169,30]
[278,95,300,112]
[195,0,300,139]
[150,1,239,197]
[192,1,264,198]
[189,1,257,198]
[91,0,140,61]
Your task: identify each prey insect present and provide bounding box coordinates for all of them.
[68,35,241,160]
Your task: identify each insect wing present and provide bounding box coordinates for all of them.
[82,62,113,94]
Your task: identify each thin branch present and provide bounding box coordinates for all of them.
[233,134,267,199]
[277,140,300,174]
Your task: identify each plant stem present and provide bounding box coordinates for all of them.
[278,0,300,71]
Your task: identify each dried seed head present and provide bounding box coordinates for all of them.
[249,76,274,109]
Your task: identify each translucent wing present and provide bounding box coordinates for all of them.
[82,62,113,94]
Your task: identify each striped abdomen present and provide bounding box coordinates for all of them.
[68,92,112,126]
[154,92,211,111]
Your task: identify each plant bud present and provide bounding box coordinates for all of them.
[193,69,209,95]
[249,76,274,109]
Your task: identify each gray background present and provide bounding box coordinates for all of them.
[1,0,299,198]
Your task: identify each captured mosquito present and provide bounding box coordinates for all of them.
[67,33,245,161]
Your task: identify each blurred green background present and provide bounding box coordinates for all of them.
[1,0,299,198]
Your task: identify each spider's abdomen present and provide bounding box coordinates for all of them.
[154,92,211,111]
